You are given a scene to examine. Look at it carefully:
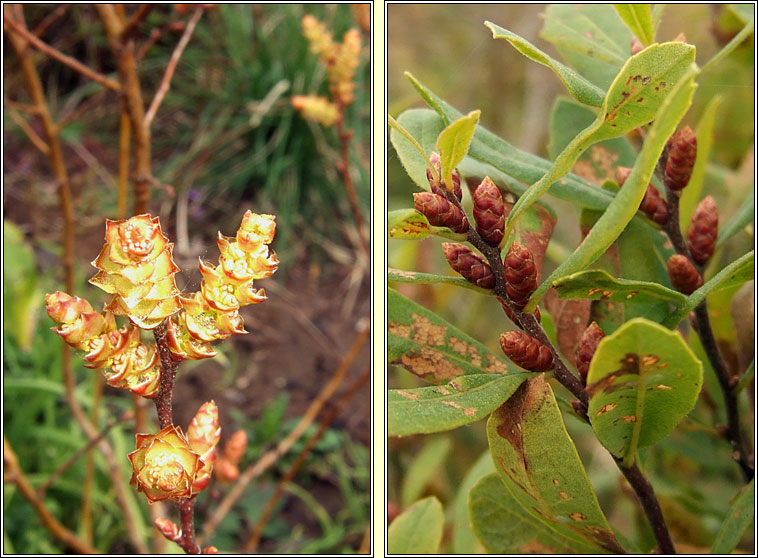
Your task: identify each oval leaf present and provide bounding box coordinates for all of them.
[614,4,654,46]
[388,267,486,293]
[389,288,516,383]
[586,318,703,462]
[711,479,755,554]
[437,110,480,189]
[390,108,445,190]
[401,437,451,507]
[506,41,697,239]
[487,375,625,553]
[387,496,444,554]
[469,473,596,554]
[553,269,686,305]
[389,373,529,437]
[453,451,494,554]
[485,21,605,107]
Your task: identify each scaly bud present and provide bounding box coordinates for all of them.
[413,192,469,233]
[472,177,506,246]
[499,331,554,372]
[504,242,538,310]
[186,401,221,495]
[441,243,495,289]
[665,126,697,191]
[616,166,668,225]
[213,458,240,483]
[667,254,703,294]
[576,322,605,384]
[155,518,182,543]
[202,547,219,554]
[426,152,462,201]
[222,429,248,464]
[687,196,718,264]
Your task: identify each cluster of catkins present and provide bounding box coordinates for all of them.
[292,14,362,126]
[46,211,278,398]
[617,126,715,295]
[414,153,554,374]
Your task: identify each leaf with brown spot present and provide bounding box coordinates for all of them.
[587,318,702,463]
[543,288,592,367]
[487,376,624,553]
[389,288,515,383]
[389,374,529,437]
[512,203,556,279]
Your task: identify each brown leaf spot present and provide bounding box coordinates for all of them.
[464,406,477,417]
[388,322,411,339]
[597,403,618,415]
[395,390,419,401]
[626,291,637,299]
[621,415,637,423]
[588,288,604,297]
[518,540,556,554]
[493,377,548,464]
[398,348,463,381]
[484,354,511,374]
[389,269,417,279]
[559,491,569,500]
[410,313,447,346]
[449,335,482,367]
[642,354,660,366]
[544,289,591,368]
[552,478,560,486]
[449,380,462,391]
[442,400,463,409]
[655,384,673,390]
[570,512,586,522]
[435,386,451,395]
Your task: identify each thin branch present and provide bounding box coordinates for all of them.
[144,7,204,128]
[120,4,155,42]
[6,107,50,154]
[199,319,370,543]
[244,368,370,552]
[335,104,369,257]
[31,3,69,37]
[3,14,121,92]
[177,499,201,554]
[4,436,99,555]
[152,320,179,429]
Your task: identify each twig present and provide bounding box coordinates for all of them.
[335,105,369,257]
[4,436,99,555]
[31,3,69,37]
[6,106,50,154]
[144,7,204,128]
[152,320,179,429]
[199,319,370,543]
[37,410,132,496]
[244,368,370,552]
[178,499,201,554]
[117,100,130,220]
[120,4,155,42]
[3,14,121,92]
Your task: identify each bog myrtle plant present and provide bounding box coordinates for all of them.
[46,210,277,553]
[388,5,753,555]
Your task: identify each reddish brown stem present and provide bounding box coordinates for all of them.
[336,105,369,256]
[178,499,201,554]
[120,4,155,41]
[152,320,179,429]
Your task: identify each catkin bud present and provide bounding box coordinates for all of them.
[665,126,697,191]
[155,518,182,543]
[426,152,462,201]
[413,192,469,233]
[472,177,506,246]
[615,166,668,225]
[667,254,703,294]
[576,322,605,384]
[499,296,541,329]
[499,331,554,372]
[504,242,538,310]
[441,243,495,289]
[687,196,718,264]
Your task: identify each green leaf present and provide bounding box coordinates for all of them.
[452,451,494,554]
[469,473,592,554]
[664,250,754,327]
[485,22,605,107]
[527,64,698,312]
[506,41,697,240]
[586,318,703,463]
[553,269,686,305]
[389,373,530,437]
[401,437,451,507]
[437,110,480,189]
[390,108,445,190]
[711,479,755,553]
[388,288,516,383]
[487,375,625,553]
[679,95,723,229]
[717,191,754,248]
[388,208,467,241]
[388,267,486,293]
[614,4,654,46]
[541,4,632,89]
[388,496,444,554]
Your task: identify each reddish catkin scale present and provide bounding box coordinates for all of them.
[687,196,718,264]
[667,254,704,294]
[500,331,554,372]
[441,243,495,290]
[665,126,697,192]
[426,152,463,201]
[413,192,469,233]
[504,241,538,310]
[576,322,605,384]
[615,166,668,225]
[472,177,507,247]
